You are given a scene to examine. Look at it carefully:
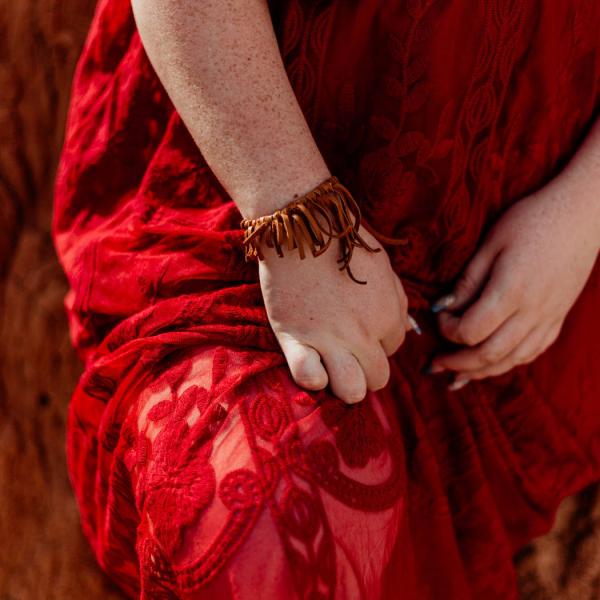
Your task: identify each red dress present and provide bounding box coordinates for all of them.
[52,0,600,598]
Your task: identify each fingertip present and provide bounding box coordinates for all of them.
[430,293,456,313]
[298,370,329,391]
[318,347,368,406]
[294,358,329,391]
[407,314,422,335]
[278,335,329,391]
[436,310,460,341]
[340,375,368,405]
[448,377,470,391]
[342,391,367,405]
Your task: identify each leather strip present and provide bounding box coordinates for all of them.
[239,176,408,284]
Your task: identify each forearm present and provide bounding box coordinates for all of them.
[131,0,330,219]
[544,114,600,246]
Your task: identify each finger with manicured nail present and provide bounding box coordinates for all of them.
[430,294,456,313]
[448,377,470,391]
[407,314,422,335]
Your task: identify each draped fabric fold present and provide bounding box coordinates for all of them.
[52,0,600,598]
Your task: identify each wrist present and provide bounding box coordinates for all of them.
[242,174,393,285]
[545,117,600,246]
[236,165,333,221]
[543,175,600,251]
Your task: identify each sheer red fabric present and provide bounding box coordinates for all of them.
[52,0,600,598]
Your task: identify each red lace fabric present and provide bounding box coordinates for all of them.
[52,0,600,598]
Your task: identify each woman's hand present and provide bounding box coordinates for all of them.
[259,228,412,404]
[427,181,600,389]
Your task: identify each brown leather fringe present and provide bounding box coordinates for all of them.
[240,175,407,285]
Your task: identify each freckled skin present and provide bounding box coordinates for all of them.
[130,0,413,404]
[430,117,600,387]
[130,1,600,395]
[131,0,331,219]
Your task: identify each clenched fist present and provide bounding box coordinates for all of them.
[258,227,412,404]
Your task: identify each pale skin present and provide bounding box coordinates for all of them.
[131,0,411,405]
[131,0,600,402]
[429,117,600,389]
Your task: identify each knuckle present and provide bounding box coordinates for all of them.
[292,354,314,379]
[398,290,409,312]
[456,272,476,296]
[379,250,392,268]
[485,286,508,310]
[437,314,453,337]
[394,325,407,347]
[384,326,406,356]
[384,337,403,357]
[480,346,504,364]
[504,283,523,304]
[394,337,405,355]
[380,305,404,335]
[456,323,479,346]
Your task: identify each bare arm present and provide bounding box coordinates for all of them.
[549,114,600,242]
[130,0,331,219]
[428,114,600,387]
[131,0,411,404]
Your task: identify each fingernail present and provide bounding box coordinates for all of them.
[448,377,470,391]
[430,294,456,313]
[407,315,422,335]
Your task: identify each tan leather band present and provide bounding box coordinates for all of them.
[240,175,407,285]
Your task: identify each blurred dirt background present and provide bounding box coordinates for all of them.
[0,1,123,598]
[0,1,599,599]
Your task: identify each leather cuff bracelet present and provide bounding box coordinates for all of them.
[239,175,407,285]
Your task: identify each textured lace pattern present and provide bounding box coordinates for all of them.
[53,0,600,598]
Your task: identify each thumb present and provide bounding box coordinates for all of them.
[431,241,501,313]
[275,331,329,391]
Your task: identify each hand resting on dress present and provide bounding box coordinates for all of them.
[428,160,600,389]
[130,0,412,403]
[259,227,411,404]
